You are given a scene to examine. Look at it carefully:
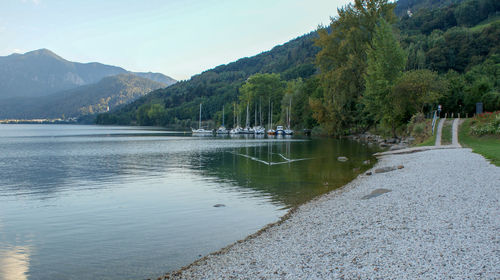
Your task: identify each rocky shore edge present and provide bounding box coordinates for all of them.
[157,148,499,279]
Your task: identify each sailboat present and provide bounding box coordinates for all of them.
[276,125,284,135]
[192,103,214,136]
[253,100,265,134]
[242,102,254,134]
[267,100,276,135]
[216,106,229,134]
[230,103,243,134]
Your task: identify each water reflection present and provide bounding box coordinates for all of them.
[194,138,378,207]
[0,246,32,280]
[0,125,381,280]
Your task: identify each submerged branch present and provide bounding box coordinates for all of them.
[232,152,313,166]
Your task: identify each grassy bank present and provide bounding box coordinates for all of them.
[441,120,453,145]
[412,118,436,147]
[459,119,500,166]
[417,132,436,147]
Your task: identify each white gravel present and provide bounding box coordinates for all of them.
[167,148,500,279]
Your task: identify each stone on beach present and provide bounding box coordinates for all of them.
[374,166,397,173]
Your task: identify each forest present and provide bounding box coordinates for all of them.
[96,0,500,137]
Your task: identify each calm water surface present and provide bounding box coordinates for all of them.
[0,125,380,280]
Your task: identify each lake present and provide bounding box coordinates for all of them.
[0,125,380,280]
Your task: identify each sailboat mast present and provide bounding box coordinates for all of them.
[270,102,273,127]
[268,99,271,128]
[222,106,225,127]
[259,98,262,126]
[286,108,288,128]
[254,105,257,127]
[199,103,202,129]
[246,102,249,128]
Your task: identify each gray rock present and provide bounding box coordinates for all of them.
[363,160,371,165]
[361,188,392,199]
[374,166,397,173]
[389,144,408,151]
[213,204,226,208]
[337,156,348,162]
[386,138,398,144]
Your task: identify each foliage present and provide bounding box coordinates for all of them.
[401,0,500,73]
[394,0,466,17]
[393,69,445,113]
[469,111,500,135]
[363,18,408,136]
[312,0,397,135]
[438,55,500,115]
[460,118,500,166]
[238,73,285,127]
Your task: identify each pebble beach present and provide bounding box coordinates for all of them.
[166,148,500,279]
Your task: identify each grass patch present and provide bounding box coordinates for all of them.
[410,117,437,147]
[470,15,500,32]
[459,119,500,166]
[441,120,453,145]
[416,132,436,147]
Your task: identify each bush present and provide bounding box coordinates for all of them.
[311,125,328,136]
[470,111,500,136]
[412,123,425,135]
[482,92,500,112]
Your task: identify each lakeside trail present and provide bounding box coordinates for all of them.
[165,130,499,279]
[435,117,446,146]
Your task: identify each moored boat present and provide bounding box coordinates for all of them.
[192,103,213,136]
[276,125,284,135]
[216,106,229,134]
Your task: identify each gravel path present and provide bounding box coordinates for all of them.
[452,118,461,147]
[166,148,500,279]
[435,118,446,146]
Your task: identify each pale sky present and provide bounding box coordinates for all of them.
[0,0,353,80]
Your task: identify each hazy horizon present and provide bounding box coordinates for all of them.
[0,0,353,80]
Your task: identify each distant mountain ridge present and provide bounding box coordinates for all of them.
[0,49,176,99]
[0,74,166,119]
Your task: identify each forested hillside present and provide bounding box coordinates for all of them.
[96,33,318,127]
[97,0,500,137]
[394,0,465,16]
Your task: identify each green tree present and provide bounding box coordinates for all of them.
[392,69,445,119]
[363,18,407,136]
[239,73,285,126]
[136,103,166,126]
[313,0,397,135]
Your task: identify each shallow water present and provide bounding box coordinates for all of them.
[0,124,379,279]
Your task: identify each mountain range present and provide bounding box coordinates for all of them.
[0,74,167,119]
[0,49,176,119]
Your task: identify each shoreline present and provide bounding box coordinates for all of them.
[162,160,369,279]
[161,147,499,279]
